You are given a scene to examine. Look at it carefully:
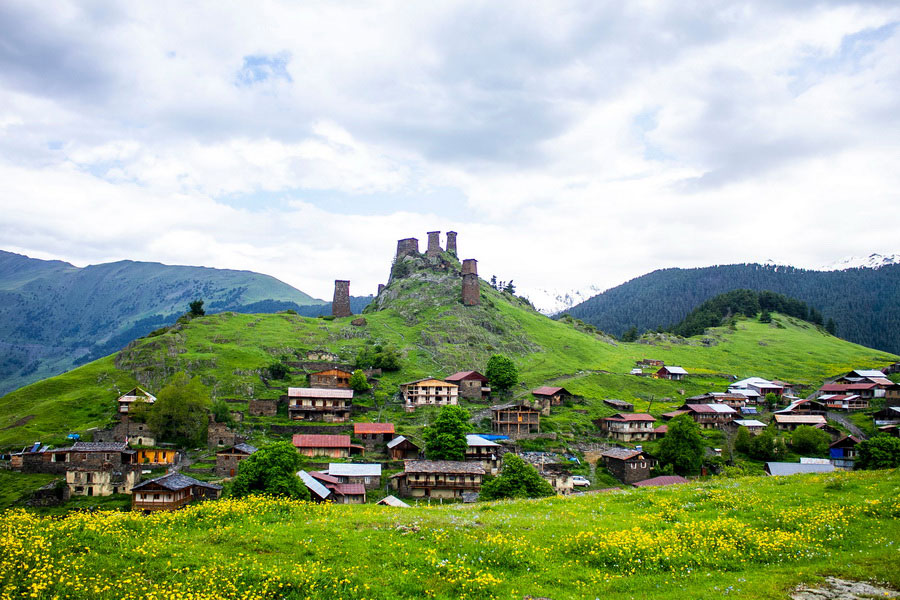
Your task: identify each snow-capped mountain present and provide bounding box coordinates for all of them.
[819,253,900,271]
[522,285,603,316]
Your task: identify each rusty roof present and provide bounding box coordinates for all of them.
[820,383,876,392]
[288,387,354,399]
[532,386,569,396]
[309,471,341,484]
[774,414,827,424]
[633,475,689,487]
[291,434,351,448]
[331,483,366,496]
[354,422,395,434]
[603,413,655,422]
[445,371,489,383]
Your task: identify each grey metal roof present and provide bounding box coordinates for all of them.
[387,435,416,449]
[327,463,382,477]
[733,419,766,427]
[287,387,354,399]
[766,462,835,476]
[297,470,331,499]
[663,366,688,374]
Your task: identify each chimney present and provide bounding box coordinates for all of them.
[426,231,441,256]
[446,231,457,256]
[332,280,351,317]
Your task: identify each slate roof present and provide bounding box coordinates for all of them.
[218,443,257,455]
[766,462,835,476]
[287,387,354,399]
[354,422,395,435]
[403,460,485,475]
[327,463,382,477]
[132,472,222,492]
[632,475,689,487]
[601,448,645,461]
[292,434,351,448]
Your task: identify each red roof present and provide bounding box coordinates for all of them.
[870,377,894,386]
[332,483,366,496]
[604,413,655,422]
[354,423,395,435]
[291,434,351,448]
[633,475,689,487]
[532,386,568,396]
[653,425,668,434]
[309,471,340,484]
[445,371,489,383]
[820,383,876,392]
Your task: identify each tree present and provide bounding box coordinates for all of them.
[503,280,516,295]
[189,299,205,317]
[791,425,830,456]
[267,361,289,380]
[734,426,752,455]
[211,400,235,427]
[490,275,498,289]
[349,369,371,392]
[147,372,211,447]
[855,436,900,469]
[749,427,788,461]
[621,326,638,342]
[231,441,309,500]
[479,454,555,500]
[759,309,771,323]
[423,405,470,461]
[765,392,779,411]
[657,414,705,476]
[486,355,518,392]
[825,318,837,335]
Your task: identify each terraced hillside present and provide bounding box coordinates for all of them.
[0,248,895,448]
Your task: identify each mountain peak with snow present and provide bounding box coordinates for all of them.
[819,253,900,271]
[521,285,603,316]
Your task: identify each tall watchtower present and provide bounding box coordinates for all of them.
[396,238,419,258]
[332,280,352,317]
[426,231,442,257]
[446,231,457,256]
[461,259,479,306]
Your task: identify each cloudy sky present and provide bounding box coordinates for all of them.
[1,1,899,307]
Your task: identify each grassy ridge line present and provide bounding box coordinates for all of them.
[0,286,895,446]
[1,469,898,600]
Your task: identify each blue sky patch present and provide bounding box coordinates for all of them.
[235,52,293,87]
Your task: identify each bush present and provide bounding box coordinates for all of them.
[267,362,289,380]
[856,436,900,469]
[424,406,470,461]
[480,454,554,500]
[231,442,309,500]
[657,414,705,476]
[349,369,371,392]
[791,425,830,456]
[486,355,518,392]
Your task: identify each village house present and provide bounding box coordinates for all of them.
[248,398,278,416]
[134,447,178,466]
[444,371,491,399]
[93,418,158,446]
[637,359,664,367]
[885,383,900,405]
[707,392,748,409]
[531,386,572,408]
[308,471,366,504]
[215,443,258,477]
[834,369,888,385]
[818,383,877,402]
[287,387,353,422]
[297,470,333,502]
[874,405,900,426]
[490,403,541,437]
[66,466,141,497]
[354,422,395,449]
[292,434,353,458]
[308,368,352,388]
[596,413,658,442]
[819,393,868,411]
[878,424,899,438]
[601,447,656,485]
[208,419,243,449]
[603,398,634,412]
[117,387,157,415]
[730,377,783,400]
[776,398,827,416]
[377,495,410,507]
[668,404,736,429]
[392,460,485,499]
[46,441,137,470]
[131,473,222,511]
[726,419,766,435]
[829,436,860,470]
[400,378,459,410]
[465,434,501,474]
[539,464,575,495]
[774,414,827,431]
[656,366,688,381]
[326,463,382,490]
[386,435,420,460]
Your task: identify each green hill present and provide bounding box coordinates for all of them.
[0,247,895,448]
[2,469,898,599]
[0,250,326,396]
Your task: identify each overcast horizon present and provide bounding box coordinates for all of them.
[2,1,899,305]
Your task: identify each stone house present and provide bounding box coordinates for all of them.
[45,442,137,471]
[600,447,657,485]
[531,386,572,409]
[400,378,459,411]
[309,368,352,388]
[287,387,353,422]
[596,413,657,442]
[66,466,141,497]
[208,419,243,449]
[326,463,382,490]
[465,434,501,474]
[292,434,352,458]
[444,371,491,399]
[490,403,541,437]
[655,366,688,381]
[392,460,485,499]
[538,464,575,495]
[117,387,156,415]
[215,443,258,477]
[387,436,420,460]
[131,473,222,512]
[354,422,395,449]
[93,418,157,446]
[248,399,278,417]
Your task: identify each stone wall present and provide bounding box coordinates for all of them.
[208,420,243,449]
[332,280,352,318]
[249,399,277,417]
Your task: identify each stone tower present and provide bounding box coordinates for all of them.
[377,283,385,295]
[461,259,479,306]
[396,238,419,258]
[332,280,351,317]
[426,231,441,256]
[446,231,457,256]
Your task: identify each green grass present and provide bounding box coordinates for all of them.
[0,270,895,449]
[0,470,58,508]
[2,469,898,599]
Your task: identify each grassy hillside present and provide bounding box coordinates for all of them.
[0,250,326,396]
[2,469,898,600]
[0,254,895,448]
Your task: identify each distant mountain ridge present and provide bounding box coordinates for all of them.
[0,250,330,395]
[819,252,900,271]
[563,263,900,355]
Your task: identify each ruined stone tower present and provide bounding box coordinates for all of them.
[377,283,385,295]
[332,280,351,317]
[461,259,479,306]
[396,238,419,258]
[426,231,442,256]
[446,231,457,256]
